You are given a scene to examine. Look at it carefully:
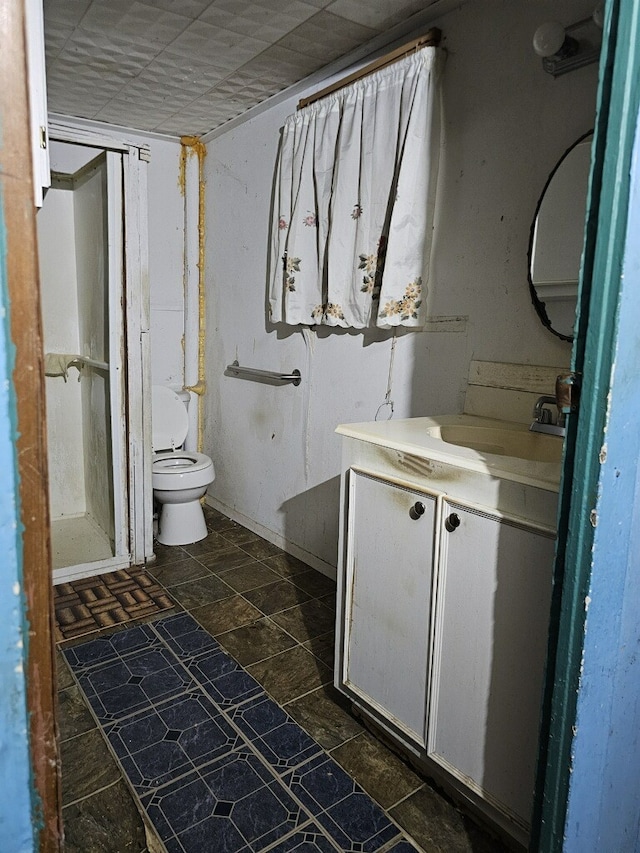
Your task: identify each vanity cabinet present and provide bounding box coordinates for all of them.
[340,470,437,749]
[428,501,555,827]
[334,419,559,844]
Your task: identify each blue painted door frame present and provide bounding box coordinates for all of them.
[564,110,640,851]
[534,0,640,849]
[0,207,38,846]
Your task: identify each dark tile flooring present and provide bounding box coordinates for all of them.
[57,505,510,853]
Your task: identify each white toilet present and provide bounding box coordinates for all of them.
[152,385,215,546]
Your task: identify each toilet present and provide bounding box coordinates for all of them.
[152,385,215,546]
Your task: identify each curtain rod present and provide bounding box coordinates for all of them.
[297,28,442,111]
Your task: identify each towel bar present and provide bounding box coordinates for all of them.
[77,356,109,371]
[225,360,301,386]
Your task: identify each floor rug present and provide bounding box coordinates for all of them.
[63,612,414,853]
[54,568,175,642]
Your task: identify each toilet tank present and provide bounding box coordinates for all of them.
[152,385,189,451]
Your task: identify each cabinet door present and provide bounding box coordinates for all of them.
[428,502,555,827]
[341,470,436,748]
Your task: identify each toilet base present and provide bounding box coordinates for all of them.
[157,499,207,546]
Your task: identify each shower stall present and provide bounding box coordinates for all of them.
[37,131,153,582]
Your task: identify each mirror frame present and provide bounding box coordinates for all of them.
[527,129,594,343]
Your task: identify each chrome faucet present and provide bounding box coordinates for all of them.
[530,395,566,437]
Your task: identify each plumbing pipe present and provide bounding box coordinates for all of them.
[180,136,207,452]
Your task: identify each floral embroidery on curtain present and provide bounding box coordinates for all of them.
[269,46,441,329]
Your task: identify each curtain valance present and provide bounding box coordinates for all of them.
[269,45,441,329]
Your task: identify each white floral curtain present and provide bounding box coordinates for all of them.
[269,46,441,329]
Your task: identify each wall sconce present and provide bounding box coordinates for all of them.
[533,6,603,77]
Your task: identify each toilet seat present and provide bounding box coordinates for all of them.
[152,449,215,494]
[153,450,212,473]
[152,385,189,452]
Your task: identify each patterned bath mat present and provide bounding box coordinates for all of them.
[63,612,409,853]
[54,568,175,643]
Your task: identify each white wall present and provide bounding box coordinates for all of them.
[145,137,185,390]
[203,0,598,570]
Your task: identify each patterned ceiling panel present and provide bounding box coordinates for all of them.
[43,0,439,136]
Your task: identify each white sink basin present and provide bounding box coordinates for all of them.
[426,424,564,463]
[336,414,564,492]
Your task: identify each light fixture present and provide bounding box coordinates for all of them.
[533,9,603,77]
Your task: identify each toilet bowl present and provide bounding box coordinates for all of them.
[152,385,215,546]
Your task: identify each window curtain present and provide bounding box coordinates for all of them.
[269,46,441,329]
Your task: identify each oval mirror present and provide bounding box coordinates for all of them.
[528,130,593,342]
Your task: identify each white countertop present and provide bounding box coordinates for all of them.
[336,414,562,492]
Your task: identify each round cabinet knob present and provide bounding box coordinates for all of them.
[445,512,461,532]
[409,501,426,520]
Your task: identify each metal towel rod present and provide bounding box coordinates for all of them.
[226,360,301,386]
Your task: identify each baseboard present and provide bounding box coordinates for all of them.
[204,496,337,581]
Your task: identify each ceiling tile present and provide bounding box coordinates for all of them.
[43,0,93,28]
[78,0,192,49]
[206,70,283,103]
[199,0,319,42]
[47,53,135,97]
[162,19,270,70]
[276,11,379,61]
[45,77,119,118]
[60,27,163,72]
[137,0,214,19]
[44,20,74,61]
[140,51,230,91]
[247,43,326,77]
[95,102,178,130]
[117,79,199,109]
[152,100,243,135]
[43,0,438,135]
[153,116,196,134]
[325,0,425,31]
[230,53,308,89]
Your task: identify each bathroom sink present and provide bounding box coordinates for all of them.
[337,414,564,492]
[426,424,563,463]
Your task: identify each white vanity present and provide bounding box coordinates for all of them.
[334,414,562,847]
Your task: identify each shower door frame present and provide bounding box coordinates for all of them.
[48,119,153,579]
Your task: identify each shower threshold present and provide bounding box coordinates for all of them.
[51,514,130,584]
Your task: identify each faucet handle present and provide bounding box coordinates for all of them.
[539,407,553,425]
[533,394,557,420]
[556,372,581,415]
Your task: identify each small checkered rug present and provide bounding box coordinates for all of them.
[54,568,175,642]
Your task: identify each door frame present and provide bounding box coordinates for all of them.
[48,122,153,570]
[532,0,640,848]
[1,1,59,848]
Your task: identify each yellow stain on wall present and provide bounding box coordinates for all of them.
[180,136,207,453]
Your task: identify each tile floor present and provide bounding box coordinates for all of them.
[57,505,511,853]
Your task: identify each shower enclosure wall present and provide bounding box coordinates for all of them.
[38,129,153,583]
[38,150,127,580]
